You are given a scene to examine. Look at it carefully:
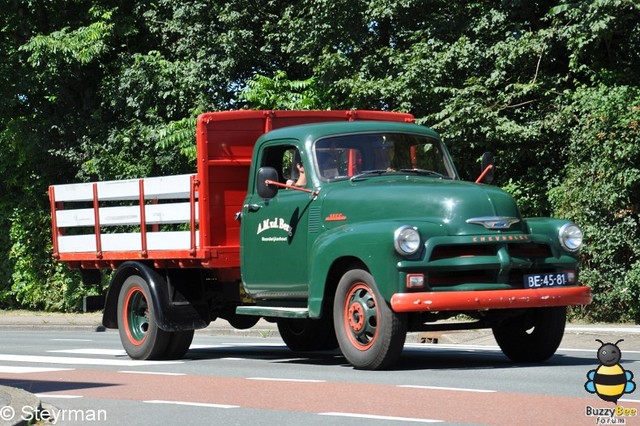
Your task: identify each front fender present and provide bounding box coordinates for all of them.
[307,221,446,318]
[524,218,581,259]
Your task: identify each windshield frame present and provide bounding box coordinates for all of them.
[312,131,459,183]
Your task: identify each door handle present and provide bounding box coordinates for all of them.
[245,203,262,212]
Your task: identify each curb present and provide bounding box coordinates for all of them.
[0,385,41,426]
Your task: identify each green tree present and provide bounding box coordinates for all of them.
[1,0,638,321]
[239,71,326,110]
[549,85,640,321]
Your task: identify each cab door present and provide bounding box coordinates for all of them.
[241,143,313,300]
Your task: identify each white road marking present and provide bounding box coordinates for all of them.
[559,347,640,354]
[405,342,640,355]
[319,412,442,423]
[0,354,182,367]
[119,370,186,376]
[144,400,238,409]
[48,348,127,356]
[566,326,640,334]
[187,344,221,349]
[221,343,286,347]
[49,339,93,342]
[405,343,501,351]
[0,366,73,374]
[398,385,496,393]
[35,394,84,399]
[247,377,326,383]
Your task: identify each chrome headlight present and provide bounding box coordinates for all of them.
[394,226,421,256]
[559,223,583,252]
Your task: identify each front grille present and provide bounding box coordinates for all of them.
[426,240,553,289]
[431,244,495,260]
[508,242,552,258]
[429,270,496,286]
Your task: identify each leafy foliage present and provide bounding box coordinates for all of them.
[239,71,326,110]
[9,206,85,311]
[20,8,114,68]
[0,0,638,321]
[549,85,640,322]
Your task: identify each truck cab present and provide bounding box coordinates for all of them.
[238,119,590,369]
[241,121,457,299]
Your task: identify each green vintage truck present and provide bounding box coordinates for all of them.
[49,110,591,369]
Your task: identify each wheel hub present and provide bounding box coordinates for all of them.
[348,302,365,332]
[126,289,149,343]
[344,283,378,348]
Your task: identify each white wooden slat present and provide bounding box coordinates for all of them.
[56,202,199,228]
[58,231,199,253]
[52,174,196,202]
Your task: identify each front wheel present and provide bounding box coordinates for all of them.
[117,275,170,360]
[333,269,406,370]
[492,306,566,362]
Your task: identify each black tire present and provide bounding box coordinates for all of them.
[277,317,338,351]
[333,269,407,370]
[163,330,194,360]
[117,275,170,360]
[492,306,566,362]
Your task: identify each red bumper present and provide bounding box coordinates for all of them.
[390,286,592,313]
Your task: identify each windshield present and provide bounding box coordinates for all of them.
[314,132,457,181]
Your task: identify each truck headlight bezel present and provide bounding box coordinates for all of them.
[559,223,583,252]
[394,226,421,256]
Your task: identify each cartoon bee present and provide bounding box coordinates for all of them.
[585,339,636,404]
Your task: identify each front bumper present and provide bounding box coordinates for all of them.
[390,286,592,313]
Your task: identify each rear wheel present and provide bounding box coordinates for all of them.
[117,275,170,360]
[333,269,406,370]
[277,317,338,351]
[163,330,194,359]
[492,306,566,362]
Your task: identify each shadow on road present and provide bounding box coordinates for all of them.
[0,377,116,394]
[184,342,596,371]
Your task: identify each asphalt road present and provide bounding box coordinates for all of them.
[0,329,638,425]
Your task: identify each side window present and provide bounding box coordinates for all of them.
[261,145,306,187]
[282,148,296,182]
[284,148,305,187]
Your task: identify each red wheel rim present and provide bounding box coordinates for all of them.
[123,285,149,346]
[343,283,379,350]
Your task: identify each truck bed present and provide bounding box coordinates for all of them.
[49,110,414,270]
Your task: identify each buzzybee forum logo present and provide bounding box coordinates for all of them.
[585,339,636,404]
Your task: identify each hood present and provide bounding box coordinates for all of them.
[319,177,524,235]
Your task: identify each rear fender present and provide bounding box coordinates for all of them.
[102,261,209,332]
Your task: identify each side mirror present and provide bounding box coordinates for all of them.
[257,167,279,199]
[477,152,495,184]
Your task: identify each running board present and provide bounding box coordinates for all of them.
[235,306,309,319]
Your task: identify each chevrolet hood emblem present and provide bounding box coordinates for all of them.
[466,216,520,230]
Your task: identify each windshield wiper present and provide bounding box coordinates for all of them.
[398,168,448,179]
[350,169,391,181]
[351,168,449,181]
